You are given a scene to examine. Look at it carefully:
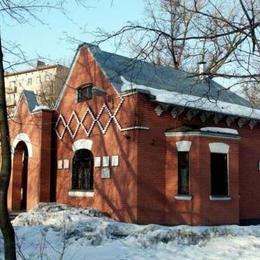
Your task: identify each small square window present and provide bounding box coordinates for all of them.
[36,76,41,83]
[27,78,32,86]
[7,81,17,94]
[9,81,16,88]
[77,85,93,102]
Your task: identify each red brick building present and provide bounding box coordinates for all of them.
[7,43,260,225]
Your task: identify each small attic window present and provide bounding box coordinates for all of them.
[77,84,93,102]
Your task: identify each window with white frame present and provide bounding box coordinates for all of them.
[209,143,229,197]
[176,141,191,195]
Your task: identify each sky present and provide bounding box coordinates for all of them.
[1,0,146,70]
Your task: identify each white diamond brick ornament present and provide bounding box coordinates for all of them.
[55,115,67,139]
[55,95,148,140]
[96,104,113,134]
[67,111,80,139]
[80,108,96,137]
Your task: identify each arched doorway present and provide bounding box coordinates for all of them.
[12,141,29,211]
[72,149,94,191]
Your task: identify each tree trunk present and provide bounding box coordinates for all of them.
[0,36,16,260]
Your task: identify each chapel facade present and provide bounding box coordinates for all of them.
[7,43,260,225]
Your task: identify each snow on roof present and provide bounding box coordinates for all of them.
[120,76,260,120]
[200,127,239,135]
[32,105,51,112]
[84,43,260,120]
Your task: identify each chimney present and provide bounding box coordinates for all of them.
[198,61,206,79]
[36,60,46,68]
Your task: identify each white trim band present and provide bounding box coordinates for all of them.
[174,195,193,201]
[209,196,231,201]
[68,191,94,197]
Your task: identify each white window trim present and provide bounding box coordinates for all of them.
[209,195,231,201]
[72,139,93,152]
[176,141,192,152]
[68,190,94,197]
[174,195,193,201]
[12,133,33,158]
[209,142,229,154]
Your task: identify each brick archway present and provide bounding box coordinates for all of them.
[12,141,29,211]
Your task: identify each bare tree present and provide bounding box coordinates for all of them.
[0,34,15,260]
[97,0,260,88]
[0,1,87,259]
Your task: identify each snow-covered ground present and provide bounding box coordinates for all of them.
[1,204,260,259]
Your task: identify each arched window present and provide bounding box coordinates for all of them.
[12,141,29,210]
[72,149,94,191]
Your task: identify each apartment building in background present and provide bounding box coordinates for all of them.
[5,60,69,112]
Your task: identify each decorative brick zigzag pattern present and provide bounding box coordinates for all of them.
[55,97,149,140]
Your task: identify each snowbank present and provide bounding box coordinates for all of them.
[1,203,260,259]
[12,203,105,226]
[32,105,50,112]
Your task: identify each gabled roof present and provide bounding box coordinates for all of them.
[56,43,260,120]
[86,43,249,106]
[23,90,39,112]
[11,90,39,118]
[12,90,51,118]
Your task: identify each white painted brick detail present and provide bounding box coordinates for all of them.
[94,157,101,167]
[111,155,119,167]
[57,160,63,169]
[102,156,110,167]
[63,159,70,169]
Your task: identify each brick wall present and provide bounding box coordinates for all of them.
[55,47,139,222]
[8,44,260,226]
[8,95,53,211]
